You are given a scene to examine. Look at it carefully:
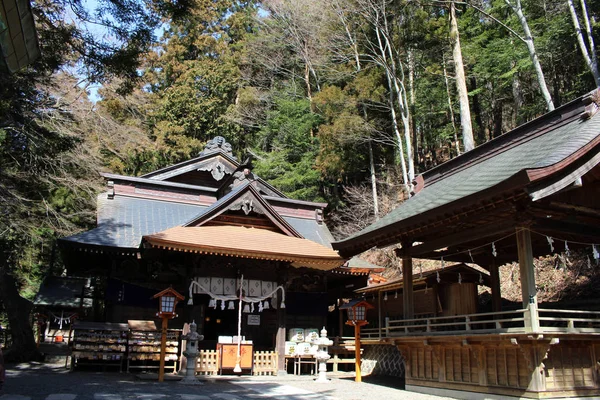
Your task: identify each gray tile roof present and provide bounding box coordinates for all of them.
[337,103,600,244]
[61,195,207,248]
[283,216,335,248]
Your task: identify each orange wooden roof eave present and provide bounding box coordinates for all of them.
[144,240,345,271]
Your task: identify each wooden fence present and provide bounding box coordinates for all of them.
[195,350,219,375]
[253,351,278,376]
[195,349,279,376]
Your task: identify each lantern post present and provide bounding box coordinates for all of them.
[153,287,184,382]
[340,299,374,383]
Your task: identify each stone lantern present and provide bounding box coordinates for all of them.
[180,320,204,385]
[314,327,333,383]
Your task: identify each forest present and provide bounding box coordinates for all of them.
[0,0,599,360]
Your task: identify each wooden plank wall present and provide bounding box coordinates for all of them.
[545,344,597,390]
[403,340,600,395]
[484,346,529,388]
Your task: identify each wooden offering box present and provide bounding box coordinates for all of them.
[217,343,253,374]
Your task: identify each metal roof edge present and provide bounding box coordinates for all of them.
[101,172,218,193]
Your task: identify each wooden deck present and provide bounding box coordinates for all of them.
[352,307,600,399]
[361,307,600,340]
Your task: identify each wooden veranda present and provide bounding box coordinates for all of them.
[333,89,600,399]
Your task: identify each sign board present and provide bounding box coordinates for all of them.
[248,315,260,326]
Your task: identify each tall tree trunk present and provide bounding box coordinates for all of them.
[368,141,380,219]
[505,0,555,111]
[449,2,475,152]
[373,22,409,188]
[0,265,42,362]
[579,0,598,85]
[379,16,414,182]
[568,0,600,86]
[408,49,419,170]
[442,53,460,156]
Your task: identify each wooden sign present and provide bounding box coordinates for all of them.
[248,315,260,326]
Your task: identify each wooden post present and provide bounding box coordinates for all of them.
[276,295,286,374]
[402,256,414,320]
[489,259,502,313]
[516,227,539,331]
[159,317,168,382]
[354,324,361,383]
[378,291,382,339]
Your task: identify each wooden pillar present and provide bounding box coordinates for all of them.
[354,324,362,382]
[516,227,540,332]
[489,259,502,313]
[276,295,286,374]
[516,228,537,307]
[402,253,414,320]
[158,317,168,382]
[377,291,383,339]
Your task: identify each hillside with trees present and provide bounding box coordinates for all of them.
[1,0,599,360]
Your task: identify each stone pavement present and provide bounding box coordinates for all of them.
[0,361,455,400]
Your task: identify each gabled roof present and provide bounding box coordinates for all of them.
[355,264,490,294]
[143,225,344,270]
[333,90,600,258]
[60,136,337,256]
[139,152,239,182]
[183,181,302,238]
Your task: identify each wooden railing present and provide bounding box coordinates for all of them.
[361,307,600,339]
[538,308,600,332]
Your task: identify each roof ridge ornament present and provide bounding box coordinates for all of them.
[581,89,600,120]
[199,136,236,160]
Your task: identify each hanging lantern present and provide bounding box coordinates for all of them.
[394,291,398,299]
[243,304,250,313]
[263,300,270,310]
[228,301,235,310]
[383,292,388,301]
[280,299,286,309]
[208,298,216,308]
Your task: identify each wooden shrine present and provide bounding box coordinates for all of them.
[58,136,346,374]
[333,89,600,399]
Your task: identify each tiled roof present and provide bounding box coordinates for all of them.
[282,216,335,248]
[355,263,490,293]
[60,195,207,249]
[144,226,344,270]
[335,93,600,251]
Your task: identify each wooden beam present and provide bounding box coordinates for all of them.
[410,220,516,256]
[532,219,600,242]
